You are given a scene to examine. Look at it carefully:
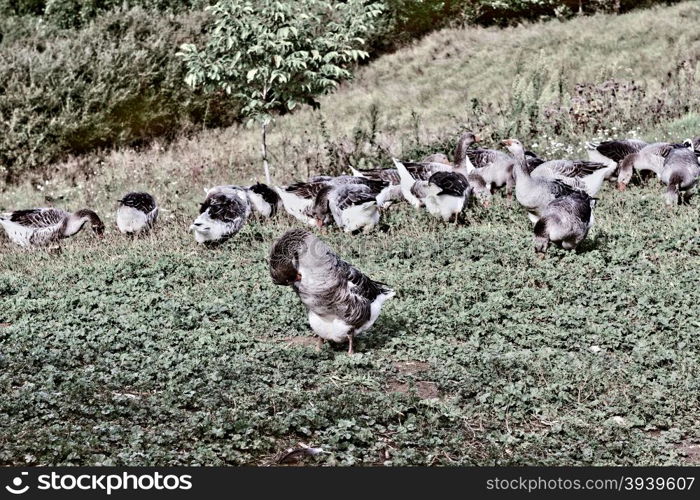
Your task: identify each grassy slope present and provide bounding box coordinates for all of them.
[1,3,700,465]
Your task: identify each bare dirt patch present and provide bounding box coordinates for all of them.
[282,337,319,348]
[387,379,439,399]
[676,440,700,464]
[393,361,431,375]
[0,323,11,328]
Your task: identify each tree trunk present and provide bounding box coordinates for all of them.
[261,121,271,184]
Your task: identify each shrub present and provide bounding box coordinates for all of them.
[0,7,237,183]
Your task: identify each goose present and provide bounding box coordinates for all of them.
[585,139,648,170]
[423,171,472,222]
[276,177,388,225]
[534,190,596,257]
[682,136,700,157]
[350,132,480,185]
[0,208,104,247]
[530,160,615,196]
[659,147,700,206]
[394,159,473,219]
[502,138,581,224]
[461,139,515,199]
[312,183,380,233]
[116,192,158,234]
[245,182,281,218]
[190,186,249,245]
[269,228,394,354]
[616,142,686,189]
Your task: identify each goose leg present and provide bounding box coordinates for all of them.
[316,337,325,352]
[347,334,354,355]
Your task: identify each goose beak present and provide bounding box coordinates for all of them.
[616,182,627,191]
[501,139,513,147]
[474,134,483,142]
[481,199,491,208]
[295,272,302,282]
[315,218,324,229]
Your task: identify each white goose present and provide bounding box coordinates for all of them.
[0,208,104,247]
[269,228,394,354]
[245,182,281,218]
[190,186,250,245]
[116,192,158,234]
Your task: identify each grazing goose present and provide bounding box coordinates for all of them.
[534,190,596,257]
[276,177,387,226]
[460,138,516,199]
[616,142,684,189]
[659,147,700,206]
[270,228,394,354]
[530,160,615,196]
[0,208,104,247]
[190,186,249,245]
[116,192,158,234]
[312,183,380,233]
[502,138,581,224]
[585,139,648,170]
[394,158,431,208]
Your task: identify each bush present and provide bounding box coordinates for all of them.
[0,7,238,183]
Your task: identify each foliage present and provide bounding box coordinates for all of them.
[179,0,383,181]
[0,7,237,184]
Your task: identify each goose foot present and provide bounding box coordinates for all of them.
[536,252,546,260]
[316,337,325,352]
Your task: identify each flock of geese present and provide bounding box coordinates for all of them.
[2,132,699,353]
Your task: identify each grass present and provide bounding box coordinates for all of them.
[1,1,700,466]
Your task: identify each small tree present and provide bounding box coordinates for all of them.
[178,0,383,184]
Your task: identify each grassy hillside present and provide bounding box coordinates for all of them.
[1,2,700,466]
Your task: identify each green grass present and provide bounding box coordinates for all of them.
[1,1,700,466]
[1,184,699,465]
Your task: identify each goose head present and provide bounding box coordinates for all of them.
[453,132,482,169]
[501,138,524,157]
[269,229,309,286]
[72,209,105,237]
[311,185,334,228]
[616,153,638,190]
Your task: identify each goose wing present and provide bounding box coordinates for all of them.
[284,182,329,199]
[465,149,497,168]
[9,208,67,228]
[547,179,581,199]
[333,185,377,211]
[595,140,646,162]
[536,160,608,178]
[119,192,156,213]
[336,259,392,327]
[428,172,469,196]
